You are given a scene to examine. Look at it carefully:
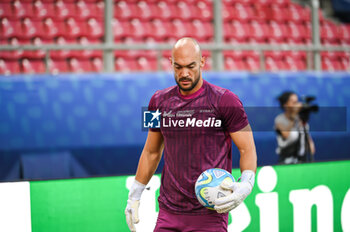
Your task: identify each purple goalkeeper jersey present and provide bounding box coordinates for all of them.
[148,79,249,215]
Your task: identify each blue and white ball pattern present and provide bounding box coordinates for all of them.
[195,168,235,210]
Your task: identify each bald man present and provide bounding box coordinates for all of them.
[125,38,257,232]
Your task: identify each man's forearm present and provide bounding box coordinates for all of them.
[135,149,163,185]
[239,148,257,173]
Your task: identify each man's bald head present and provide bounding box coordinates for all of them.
[172,37,202,62]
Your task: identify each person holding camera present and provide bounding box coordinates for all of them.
[274,91,316,164]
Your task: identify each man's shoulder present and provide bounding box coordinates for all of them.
[205,80,229,97]
[152,85,178,100]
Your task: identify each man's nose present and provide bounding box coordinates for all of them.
[180,68,190,77]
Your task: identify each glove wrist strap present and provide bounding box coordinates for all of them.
[129,180,146,201]
[240,170,255,189]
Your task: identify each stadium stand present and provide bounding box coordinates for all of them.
[0,0,349,74]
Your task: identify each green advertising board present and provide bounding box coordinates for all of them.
[0,160,349,232]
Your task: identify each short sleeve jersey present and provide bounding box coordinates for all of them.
[148,79,248,215]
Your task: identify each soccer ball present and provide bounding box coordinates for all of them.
[195,168,235,210]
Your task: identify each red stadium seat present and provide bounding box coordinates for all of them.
[171,20,193,38]
[321,23,338,43]
[156,1,178,20]
[65,18,86,39]
[246,57,260,72]
[50,36,76,59]
[86,18,103,39]
[268,21,288,42]
[232,3,254,22]
[21,58,45,73]
[136,57,157,71]
[0,3,13,19]
[249,21,269,43]
[113,19,131,40]
[196,1,212,21]
[223,5,235,22]
[161,57,172,71]
[175,1,196,21]
[115,57,137,72]
[33,0,55,19]
[68,58,92,72]
[13,0,34,19]
[192,20,213,42]
[22,37,46,59]
[76,1,98,20]
[150,19,172,40]
[130,19,151,39]
[54,1,76,20]
[135,1,157,20]
[49,59,69,74]
[225,57,246,71]
[268,4,287,22]
[285,56,306,70]
[322,57,342,71]
[41,18,65,39]
[224,21,249,43]
[0,59,20,74]
[338,24,350,44]
[265,57,287,71]
[286,22,307,43]
[114,1,138,20]
[75,37,102,59]
[91,57,103,72]
[21,18,43,39]
[0,37,25,60]
[0,18,22,39]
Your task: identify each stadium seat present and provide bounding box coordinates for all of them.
[156,1,178,20]
[21,58,46,73]
[268,4,288,22]
[171,20,193,38]
[86,18,103,39]
[0,59,20,74]
[268,21,288,42]
[42,18,65,39]
[322,57,342,71]
[225,57,246,70]
[175,1,196,21]
[54,0,76,20]
[135,1,158,20]
[0,2,13,18]
[68,58,92,72]
[49,59,69,74]
[192,20,213,42]
[232,3,254,22]
[285,56,307,70]
[245,57,260,72]
[149,19,172,41]
[196,1,212,21]
[113,19,131,40]
[0,37,24,60]
[13,0,34,19]
[338,24,350,44]
[22,37,46,59]
[114,1,138,20]
[115,57,137,72]
[136,57,157,71]
[76,1,98,20]
[91,57,103,72]
[50,36,76,59]
[129,19,151,40]
[224,21,249,43]
[21,18,43,39]
[75,37,102,59]
[321,23,338,43]
[65,17,86,39]
[249,21,269,43]
[33,0,56,19]
[0,18,22,39]
[222,5,235,22]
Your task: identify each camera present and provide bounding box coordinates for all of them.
[299,96,319,123]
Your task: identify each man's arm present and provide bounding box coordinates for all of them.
[125,130,164,232]
[214,124,257,213]
[135,130,164,185]
[230,124,257,172]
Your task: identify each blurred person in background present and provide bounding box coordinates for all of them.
[275,91,316,164]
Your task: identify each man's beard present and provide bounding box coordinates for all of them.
[175,73,200,92]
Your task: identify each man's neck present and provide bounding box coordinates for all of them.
[179,78,203,96]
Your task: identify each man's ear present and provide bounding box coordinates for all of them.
[200,56,206,69]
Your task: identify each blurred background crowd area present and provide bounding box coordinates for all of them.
[0,0,349,74]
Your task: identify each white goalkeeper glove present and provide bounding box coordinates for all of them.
[214,170,255,213]
[125,180,146,232]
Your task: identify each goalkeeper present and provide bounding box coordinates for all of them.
[125,37,257,232]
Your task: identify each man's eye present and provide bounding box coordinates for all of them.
[175,66,182,69]
[188,66,194,69]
